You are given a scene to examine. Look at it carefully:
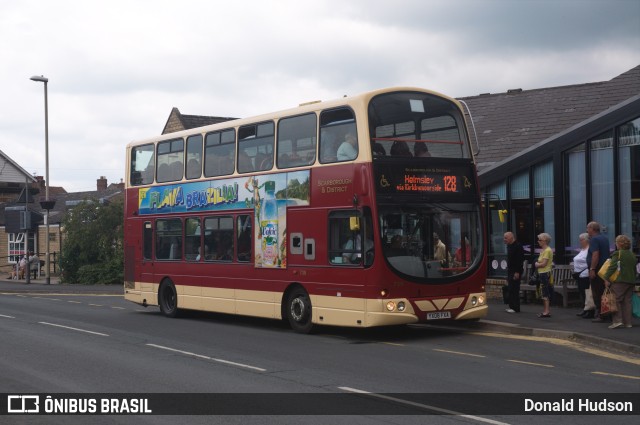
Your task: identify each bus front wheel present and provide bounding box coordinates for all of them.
[286,287,313,333]
[159,280,179,318]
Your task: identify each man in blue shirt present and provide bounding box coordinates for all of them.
[586,221,610,322]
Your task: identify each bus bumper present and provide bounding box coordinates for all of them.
[454,304,488,320]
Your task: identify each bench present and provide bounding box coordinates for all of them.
[520,262,579,307]
[552,265,579,307]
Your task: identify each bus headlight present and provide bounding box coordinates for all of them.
[386,301,396,311]
[397,301,406,312]
[470,295,486,307]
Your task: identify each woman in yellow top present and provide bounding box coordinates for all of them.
[535,233,554,318]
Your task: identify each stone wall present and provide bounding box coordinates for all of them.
[486,278,507,300]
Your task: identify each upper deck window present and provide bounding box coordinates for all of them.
[157,138,184,183]
[369,92,470,159]
[238,122,274,173]
[186,134,203,180]
[130,143,155,186]
[205,129,236,177]
[277,113,317,169]
[319,108,357,164]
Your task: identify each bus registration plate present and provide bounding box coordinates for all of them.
[427,311,451,320]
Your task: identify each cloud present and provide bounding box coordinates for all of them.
[0,0,638,192]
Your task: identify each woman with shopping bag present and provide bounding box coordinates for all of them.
[602,235,637,329]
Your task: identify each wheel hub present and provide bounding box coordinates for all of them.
[290,297,305,321]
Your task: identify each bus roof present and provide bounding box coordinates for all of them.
[126,86,460,148]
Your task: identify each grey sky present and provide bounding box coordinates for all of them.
[1,0,638,192]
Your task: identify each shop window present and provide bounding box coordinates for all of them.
[618,117,640,256]
[565,144,586,258]
[534,161,554,251]
[590,130,615,241]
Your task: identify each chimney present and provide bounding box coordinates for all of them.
[97,176,107,192]
[35,176,45,191]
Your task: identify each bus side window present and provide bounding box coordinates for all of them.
[130,143,154,186]
[277,113,317,169]
[238,149,254,173]
[185,217,201,261]
[157,138,184,183]
[239,122,274,173]
[204,216,233,261]
[156,219,183,260]
[237,215,252,262]
[328,209,374,266]
[185,134,203,180]
[320,108,357,164]
[205,129,236,177]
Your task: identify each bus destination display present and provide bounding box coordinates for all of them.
[374,163,475,195]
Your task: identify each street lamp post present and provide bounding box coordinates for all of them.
[30,75,52,285]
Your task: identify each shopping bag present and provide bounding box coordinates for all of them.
[600,287,618,317]
[597,258,619,282]
[632,292,640,319]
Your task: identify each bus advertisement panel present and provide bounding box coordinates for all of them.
[137,170,310,269]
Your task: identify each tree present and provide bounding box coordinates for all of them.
[60,199,123,284]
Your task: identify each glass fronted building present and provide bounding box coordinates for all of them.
[460,65,640,283]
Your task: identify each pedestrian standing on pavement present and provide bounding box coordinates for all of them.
[586,221,611,323]
[28,251,39,279]
[504,232,524,313]
[603,235,636,329]
[535,233,553,318]
[18,255,27,279]
[574,233,595,318]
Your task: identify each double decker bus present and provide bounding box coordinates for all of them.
[124,87,487,333]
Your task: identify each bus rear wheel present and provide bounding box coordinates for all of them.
[286,287,313,333]
[159,280,179,318]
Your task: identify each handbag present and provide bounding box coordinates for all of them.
[528,269,540,286]
[597,258,619,282]
[584,287,596,311]
[572,268,587,280]
[600,287,618,317]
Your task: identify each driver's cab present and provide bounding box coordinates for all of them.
[328,208,374,267]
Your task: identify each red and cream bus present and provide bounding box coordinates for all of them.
[124,87,487,332]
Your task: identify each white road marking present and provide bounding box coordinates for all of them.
[38,321,109,337]
[339,387,511,425]
[433,348,486,358]
[507,359,554,368]
[592,371,640,380]
[146,343,266,372]
[0,314,15,319]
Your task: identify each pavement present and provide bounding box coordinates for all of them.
[1,276,638,355]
